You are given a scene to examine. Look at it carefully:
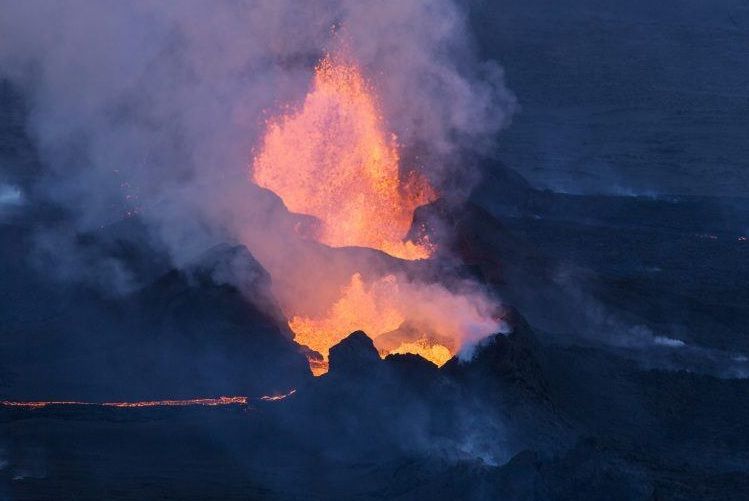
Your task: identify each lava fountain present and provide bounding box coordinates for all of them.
[252,52,435,260]
[251,50,502,375]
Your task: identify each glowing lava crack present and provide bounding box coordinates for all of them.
[0,390,298,409]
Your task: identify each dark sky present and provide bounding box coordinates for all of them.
[2,1,747,200]
[467,0,749,196]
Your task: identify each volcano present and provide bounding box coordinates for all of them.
[249,49,504,375]
[3,155,749,497]
[2,3,749,500]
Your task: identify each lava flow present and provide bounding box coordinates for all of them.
[0,391,297,409]
[259,388,297,401]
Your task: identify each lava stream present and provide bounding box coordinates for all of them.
[104,396,248,408]
[259,388,297,401]
[0,391,296,409]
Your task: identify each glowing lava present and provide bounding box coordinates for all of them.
[103,396,248,408]
[289,273,490,374]
[251,50,502,376]
[289,273,404,361]
[0,392,297,409]
[252,52,436,260]
[259,388,297,401]
[0,397,247,409]
[388,340,453,367]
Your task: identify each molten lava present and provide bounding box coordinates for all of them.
[252,52,435,260]
[0,397,247,409]
[388,340,453,367]
[259,388,297,401]
[251,50,502,376]
[289,273,404,361]
[0,391,297,409]
[290,273,481,373]
[103,396,248,408]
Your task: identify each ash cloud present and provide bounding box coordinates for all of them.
[0,0,515,293]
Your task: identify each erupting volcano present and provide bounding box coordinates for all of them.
[252,50,501,375]
[252,52,436,260]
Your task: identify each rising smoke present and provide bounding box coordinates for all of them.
[0,0,516,363]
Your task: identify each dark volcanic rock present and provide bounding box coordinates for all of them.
[384,352,439,377]
[328,331,381,377]
[128,243,311,398]
[0,232,311,400]
[444,308,549,401]
[188,243,270,296]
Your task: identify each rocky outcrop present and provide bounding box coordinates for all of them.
[327,331,381,377]
[443,308,549,401]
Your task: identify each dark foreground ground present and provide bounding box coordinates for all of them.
[1,177,748,499]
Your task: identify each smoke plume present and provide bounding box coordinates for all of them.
[0,0,516,365]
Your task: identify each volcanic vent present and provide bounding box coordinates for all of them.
[252,52,436,260]
[251,49,503,375]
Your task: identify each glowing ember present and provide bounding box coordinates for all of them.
[252,52,436,260]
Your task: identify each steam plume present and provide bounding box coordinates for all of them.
[0,0,516,365]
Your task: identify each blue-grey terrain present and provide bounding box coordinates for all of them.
[1,1,748,499]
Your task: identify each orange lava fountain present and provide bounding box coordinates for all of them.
[252,52,435,260]
[251,50,499,376]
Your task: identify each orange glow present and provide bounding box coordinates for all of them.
[0,397,247,408]
[0,392,297,409]
[289,273,404,360]
[387,339,453,366]
[252,52,436,260]
[290,273,463,372]
[259,388,297,401]
[0,400,88,409]
[103,396,248,408]
[250,50,501,376]
[307,359,330,377]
